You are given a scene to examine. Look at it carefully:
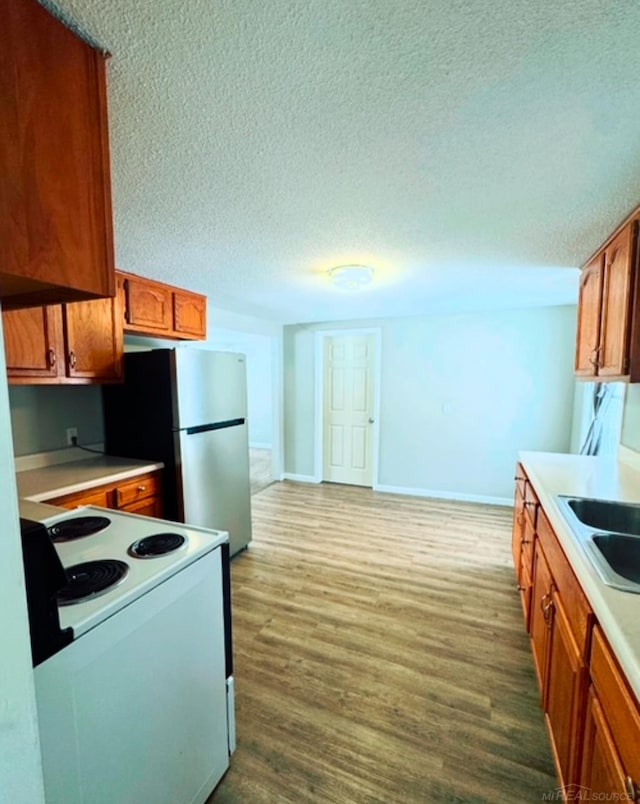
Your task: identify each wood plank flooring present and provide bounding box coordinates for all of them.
[209,482,556,804]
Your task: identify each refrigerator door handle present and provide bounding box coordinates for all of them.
[185,418,245,436]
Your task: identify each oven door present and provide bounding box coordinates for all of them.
[34,549,229,804]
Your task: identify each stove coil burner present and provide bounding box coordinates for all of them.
[128,532,186,558]
[47,515,111,543]
[57,560,129,605]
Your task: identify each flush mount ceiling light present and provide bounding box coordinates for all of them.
[328,264,374,291]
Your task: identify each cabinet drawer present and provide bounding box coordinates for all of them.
[114,473,161,508]
[46,486,111,509]
[590,626,640,782]
[120,496,164,518]
[537,509,592,656]
[514,463,527,499]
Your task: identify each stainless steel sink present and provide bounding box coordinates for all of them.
[556,495,640,593]
[592,533,640,585]
[566,497,640,537]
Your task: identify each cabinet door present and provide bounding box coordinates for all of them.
[173,291,207,339]
[123,275,172,333]
[530,541,553,691]
[599,223,636,377]
[63,276,124,382]
[575,254,603,377]
[3,305,65,380]
[512,485,525,576]
[581,689,629,798]
[1,0,114,306]
[544,589,587,789]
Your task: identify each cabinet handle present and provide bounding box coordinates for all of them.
[626,777,640,802]
[542,595,554,626]
[516,584,525,592]
[521,538,531,545]
[68,350,77,369]
[47,348,56,368]
[137,485,147,492]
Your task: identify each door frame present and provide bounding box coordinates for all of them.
[313,328,382,486]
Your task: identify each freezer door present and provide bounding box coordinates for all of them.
[173,350,247,430]
[177,424,252,555]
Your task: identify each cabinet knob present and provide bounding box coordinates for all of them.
[137,485,146,492]
[68,350,77,369]
[626,777,640,802]
[47,348,56,368]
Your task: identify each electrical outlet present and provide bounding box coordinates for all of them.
[66,427,78,446]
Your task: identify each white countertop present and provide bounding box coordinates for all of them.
[520,449,640,701]
[16,453,164,503]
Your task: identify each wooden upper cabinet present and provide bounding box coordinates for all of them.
[173,291,207,338]
[599,224,635,377]
[4,305,65,380]
[63,275,124,382]
[575,254,603,377]
[2,276,124,385]
[119,271,207,341]
[575,217,640,381]
[124,276,172,332]
[0,0,115,309]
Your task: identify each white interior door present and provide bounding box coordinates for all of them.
[322,334,376,486]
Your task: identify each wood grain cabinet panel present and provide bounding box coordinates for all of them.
[586,627,640,794]
[530,540,553,693]
[173,290,207,338]
[3,305,65,379]
[123,276,172,332]
[119,270,207,341]
[3,277,124,385]
[575,218,640,381]
[0,0,115,308]
[575,254,604,377]
[599,224,635,377]
[544,588,588,789]
[581,689,631,800]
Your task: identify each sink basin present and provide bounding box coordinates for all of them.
[566,497,640,537]
[592,534,640,585]
[556,495,640,593]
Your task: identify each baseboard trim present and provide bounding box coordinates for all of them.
[282,473,321,484]
[373,483,513,507]
[249,442,273,450]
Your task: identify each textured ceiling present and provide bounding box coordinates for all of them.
[43,0,640,323]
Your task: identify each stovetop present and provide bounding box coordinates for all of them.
[40,506,228,638]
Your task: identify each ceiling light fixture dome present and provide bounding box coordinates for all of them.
[328,264,374,290]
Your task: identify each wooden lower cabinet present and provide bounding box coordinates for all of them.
[512,465,640,801]
[544,588,588,789]
[530,541,553,691]
[581,689,630,798]
[45,470,163,518]
[581,627,640,800]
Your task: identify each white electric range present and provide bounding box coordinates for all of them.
[30,505,236,804]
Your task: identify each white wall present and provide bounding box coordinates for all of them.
[284,305,577,501]
[0,319,46,803]
[621,383,640,452]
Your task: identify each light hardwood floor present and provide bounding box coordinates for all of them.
[209,481,556,804]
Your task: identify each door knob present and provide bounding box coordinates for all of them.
[368,417,374,424]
